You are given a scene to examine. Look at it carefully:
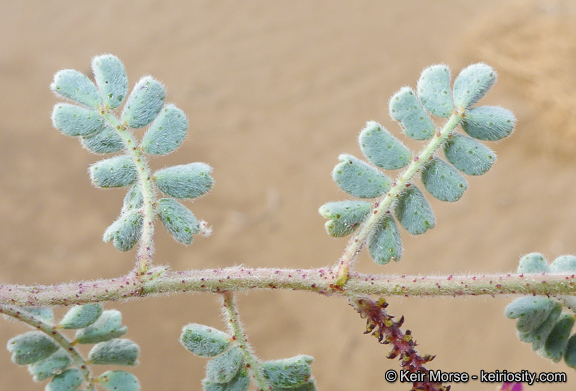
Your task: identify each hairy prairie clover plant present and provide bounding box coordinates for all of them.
[1,55,575,391]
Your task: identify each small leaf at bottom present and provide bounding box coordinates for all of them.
[394,185,435,235]
[103,210,143,252]
[368,214,402,265]
[318,201,371,237]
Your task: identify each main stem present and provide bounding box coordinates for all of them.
[2,267,576,307]
[335,111,464,286]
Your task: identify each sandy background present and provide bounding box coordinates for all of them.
[1,1,576,390]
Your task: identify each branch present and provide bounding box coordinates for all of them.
[335,111,464,285]
[0,306,94,389]
[100,111,156,276]
[221,292,270,390]
[1,267,575,307]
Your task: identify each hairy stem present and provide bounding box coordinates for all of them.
[222,292,270,390]
[335,111,464,286]
[0,305,94,389]
[1,267,575,307]
[102,111,156,276]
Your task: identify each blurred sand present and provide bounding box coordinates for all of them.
[1,1,576,390]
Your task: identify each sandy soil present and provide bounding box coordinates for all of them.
[1,1,576,390]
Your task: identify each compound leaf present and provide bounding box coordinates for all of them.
[81,123,124,154]
[517,253,550,274]
[389,87,435,140]
[368,214,402,265]
[443,134,496,176]
[99,370,140,391]
[7,331,59,365]
[180,324,231,358]
[88,338,139,366]
[462,106,515,141]
[121,76,165,129]
[156,198,200,245]
[332,154,391,199]
[28,349,71,382]
[394,185,435,235]
[89,155,138,188]
[452,63,496,109]
[154,163,213,199]
[421,157,467,202]
[540,313,574,362]
[141,104,188,155]
[202,369,250,391]
[59,303,103,330]
[103,210,143,252]
[52,103,104,137]
[46,368,83,391]
[92,54,128,109]
[51,69,101,109]
[206,346,244,384]
[358,121,411,170]
[416,64,454,118]
[262,355,313,389]
[318,201,371,237]
[75,310,127,344]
